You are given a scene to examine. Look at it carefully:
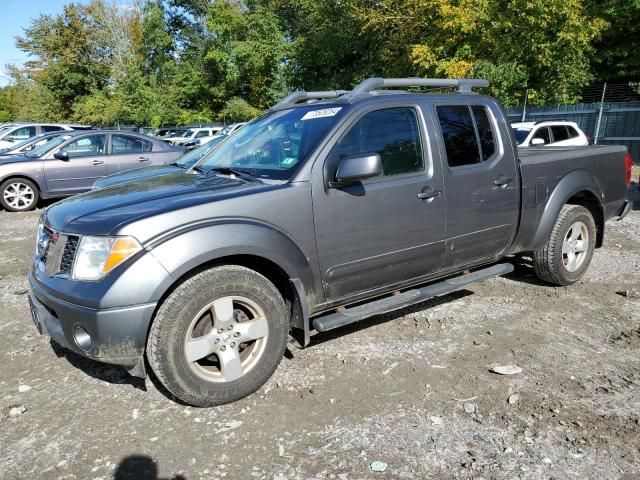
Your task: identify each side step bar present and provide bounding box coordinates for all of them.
[312,263,514,333]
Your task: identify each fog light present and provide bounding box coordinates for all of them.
[72,324,92,351]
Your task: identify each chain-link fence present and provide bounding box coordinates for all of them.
[506,83,640,163]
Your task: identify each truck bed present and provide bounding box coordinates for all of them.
[510,144,628,253]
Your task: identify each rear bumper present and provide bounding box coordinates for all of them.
[28,270,156,375]
[616,199,633,220]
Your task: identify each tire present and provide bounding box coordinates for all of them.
[533,205,596,286]
[0,178,40,212]
[147,265,289,407]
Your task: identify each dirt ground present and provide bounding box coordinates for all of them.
[1,181,639,480]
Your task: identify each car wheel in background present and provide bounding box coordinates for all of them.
[0,178,40,212]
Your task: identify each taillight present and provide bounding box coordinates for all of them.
[625,151,632,187]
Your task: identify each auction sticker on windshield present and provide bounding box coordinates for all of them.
[301,107,342,120]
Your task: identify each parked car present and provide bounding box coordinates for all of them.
[181,123,246,150]
[0,123,91,149]
[153,127,187,139]
[165,127,223,146]
[0,130,185,211]
[92,136,225,190]
[0,131,66,157]
[512,121,589,147]
[28,77,632,407]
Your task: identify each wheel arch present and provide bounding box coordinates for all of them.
[145,223,318,346]
[529,169,605,250]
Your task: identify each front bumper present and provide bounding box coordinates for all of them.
[28,270,156,377]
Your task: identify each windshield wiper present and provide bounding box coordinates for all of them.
[191,165,207,174]
[208,167,263,183]
[168,161,188,169]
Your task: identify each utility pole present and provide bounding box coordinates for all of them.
[521,89,528,122]
[594,83,607,145]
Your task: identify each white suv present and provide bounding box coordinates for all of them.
[0,123,89,149]
[166,127,223,146]
[512,121,589,147]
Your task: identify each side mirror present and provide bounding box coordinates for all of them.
[530,138,545,146]
[54,150,69,161]
[331,153,382,187]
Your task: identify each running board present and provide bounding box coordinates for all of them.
[312,263,514,333]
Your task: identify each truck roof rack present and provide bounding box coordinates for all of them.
[273,90,349,108]
[351,77,489,95]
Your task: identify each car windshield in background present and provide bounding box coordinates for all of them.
[197,105,345,180]
[10,133,64,153]
[513,128,531,145]
[24,135,72,158]
[218,125,236,136]
[183,129,197,138]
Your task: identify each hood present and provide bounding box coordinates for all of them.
[0,155,39,166]
[44,172,275,236]
[93,165,182,190]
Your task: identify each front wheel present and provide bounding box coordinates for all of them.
[0,178,40,212]
[533,204,596,286]
[147,265,289,406]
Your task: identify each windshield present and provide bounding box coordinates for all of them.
[183,129,197,138]
[174,139,223,167]
[12,133,64,153]
[25,134,73,158]
[512,128,531,145]
[197,105,345,180]
[219,125,236,136]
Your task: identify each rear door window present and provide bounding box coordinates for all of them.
[551,126,570,142]
[111,135,152,154]
[471,106,496,160]
[42,126,64,133]
[437,105,497,167]
[437,106,481,167]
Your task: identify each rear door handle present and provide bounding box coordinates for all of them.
[138,157,150,162]
[92,159,105,165]
[493,175,514,187]
[417,188,442,200]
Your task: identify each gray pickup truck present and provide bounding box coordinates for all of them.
[28,77,633,407]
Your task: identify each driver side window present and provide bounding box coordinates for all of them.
[334,108,423,177]
[64,135,107,158]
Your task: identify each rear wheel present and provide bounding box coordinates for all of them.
[147,265,289,406]
[533,205,596,286]
[0,178,40,212]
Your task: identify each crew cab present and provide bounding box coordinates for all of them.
[27,77,633,407]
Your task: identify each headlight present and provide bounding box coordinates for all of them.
[72,236,142,281]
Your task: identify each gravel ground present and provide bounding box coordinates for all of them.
[0,180,639,480]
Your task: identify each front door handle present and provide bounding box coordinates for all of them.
[92,159,105,165]
[493,175,514,187]
[138,157,150,162]
[417,187,442,200]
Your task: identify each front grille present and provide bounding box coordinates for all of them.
[59,236,79,274]
[35,225,80,277]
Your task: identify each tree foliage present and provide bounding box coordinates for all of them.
[0,0,637,124]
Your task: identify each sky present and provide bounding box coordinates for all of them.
[0,0,88,87]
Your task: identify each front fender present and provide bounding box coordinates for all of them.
[529,169,604,250]
[148,221,317,302]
